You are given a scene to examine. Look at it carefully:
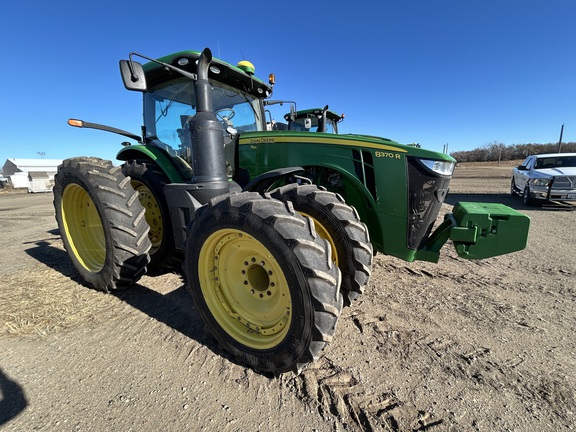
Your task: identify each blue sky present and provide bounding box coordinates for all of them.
[1,1,575,165]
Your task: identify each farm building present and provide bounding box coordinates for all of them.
[2,158,62,193]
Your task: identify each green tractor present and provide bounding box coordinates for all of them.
[53,48,530,375]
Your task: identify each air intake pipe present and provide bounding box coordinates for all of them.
[187,48,229,201]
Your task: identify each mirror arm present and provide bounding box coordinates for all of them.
[130,52,198,81]
[68,119,142,142]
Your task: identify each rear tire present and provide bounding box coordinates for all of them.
[122,160,182,273]
[53,157,151,292]
[270,184,372,305]
[184,192,343,374]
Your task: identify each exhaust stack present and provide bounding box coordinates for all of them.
[187,48,229,201]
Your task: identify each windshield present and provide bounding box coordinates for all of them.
[535,156,576,169]
[144,77,264,155]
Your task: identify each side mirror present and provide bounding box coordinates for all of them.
[289,104,296,122]
[119,60,147,91]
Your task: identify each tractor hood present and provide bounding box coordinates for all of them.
[239,130,455,164]
[317,132,454,162]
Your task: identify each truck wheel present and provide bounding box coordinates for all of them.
[523,186,537,206]
[270,184,372,305]
[184,192,343,374]
[53,157,151,292]
[510,179,519,196]
[122,160,182,273]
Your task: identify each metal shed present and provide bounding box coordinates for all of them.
[2,158,62,192]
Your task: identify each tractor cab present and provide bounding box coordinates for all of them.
[132,52,272,181]
[142,76,263,180]
[265,103,344,133]
[284,106,344,133]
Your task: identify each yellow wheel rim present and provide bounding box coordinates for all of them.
[300,212,339,266]
[132,181,163,253]
[61,184,106,272]
[198,229,292,349]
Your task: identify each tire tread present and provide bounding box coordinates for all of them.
[53,157,151,292]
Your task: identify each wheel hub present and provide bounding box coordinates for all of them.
[61,183,106,272]
[200,229,292,348]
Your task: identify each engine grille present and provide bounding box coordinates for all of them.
[551,175,576,190]
[406,157,451,249]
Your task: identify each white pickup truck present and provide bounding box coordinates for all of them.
[511,152,576,205]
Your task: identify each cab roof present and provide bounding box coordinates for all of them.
[143,50,272,99]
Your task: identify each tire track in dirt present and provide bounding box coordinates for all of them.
[273,254,547,431]
[289,356,408,431]
[336,305,575,431]
[371,254,553,333]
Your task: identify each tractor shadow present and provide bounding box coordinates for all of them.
[113,282,212,347]
[24,234,250,373]
[24,234,85,284]
[113,285,273,376]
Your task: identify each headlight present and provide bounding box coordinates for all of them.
[418,159,455,176]
[530,178,551,186]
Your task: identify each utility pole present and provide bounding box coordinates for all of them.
[557,124,564,152]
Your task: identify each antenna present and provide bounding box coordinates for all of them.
[37,152,45,159]
[557,124,564,152]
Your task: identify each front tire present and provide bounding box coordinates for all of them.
[270,184,372,305]
[184,192,343,374]
[523,186,537,206]
[53,157,151,292]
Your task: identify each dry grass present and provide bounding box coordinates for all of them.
[455,159,523,167]
[1,268,112,337]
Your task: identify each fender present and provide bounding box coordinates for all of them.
[116,145,186,183]
[242,167,307,193]
[242,165,384,251]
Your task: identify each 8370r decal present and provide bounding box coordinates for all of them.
[374,151,401,159]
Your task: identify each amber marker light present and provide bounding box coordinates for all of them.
[68,119,84,128]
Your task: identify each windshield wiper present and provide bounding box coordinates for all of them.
[156,100,175,122]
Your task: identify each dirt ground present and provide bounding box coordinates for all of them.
[1,162,574,431]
